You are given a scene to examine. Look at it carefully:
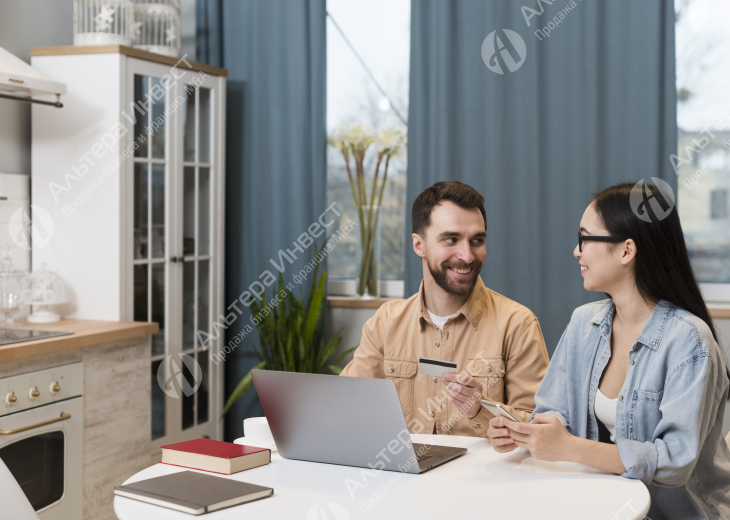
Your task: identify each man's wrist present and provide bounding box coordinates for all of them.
[468,405,482,420]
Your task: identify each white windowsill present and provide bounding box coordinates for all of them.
[328,279,404,299]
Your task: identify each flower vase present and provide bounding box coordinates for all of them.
[355,204,381,298]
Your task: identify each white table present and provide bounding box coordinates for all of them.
[114,434,650,520]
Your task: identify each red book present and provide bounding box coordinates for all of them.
[160,438,271,475]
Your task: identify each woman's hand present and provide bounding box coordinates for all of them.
[503,413,575,461]
[487,416,518,453]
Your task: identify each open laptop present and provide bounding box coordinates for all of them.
[250,370,467,474]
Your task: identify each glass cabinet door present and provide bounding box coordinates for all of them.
[129,60,222,452]
[132,72,169,442]
[180,81,214,431]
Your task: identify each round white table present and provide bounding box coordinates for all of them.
[114,434,650,520]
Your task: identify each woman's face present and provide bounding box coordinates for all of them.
[573,202,631,293]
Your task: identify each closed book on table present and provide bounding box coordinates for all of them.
[160,438,271,475]
[114,470,273,515]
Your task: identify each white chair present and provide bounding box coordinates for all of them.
[0,457,40,520]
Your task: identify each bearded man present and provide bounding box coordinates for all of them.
[341,181,549,438]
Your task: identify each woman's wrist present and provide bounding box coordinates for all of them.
[562,436,626,474]
[562,434,584,464]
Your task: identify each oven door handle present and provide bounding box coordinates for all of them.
[0,413,72,435]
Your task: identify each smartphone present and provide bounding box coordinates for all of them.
[480,400,525,422]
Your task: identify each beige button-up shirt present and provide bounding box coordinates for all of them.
[341,276,549,438]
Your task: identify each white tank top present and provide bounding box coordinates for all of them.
[594,388,618,442]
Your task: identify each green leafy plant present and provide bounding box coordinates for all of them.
[222,247,355,417]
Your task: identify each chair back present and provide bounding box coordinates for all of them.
[0,457,40,520]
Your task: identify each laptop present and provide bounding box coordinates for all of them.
[250,370,467,474]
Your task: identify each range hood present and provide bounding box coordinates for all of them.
[0,45,65,107]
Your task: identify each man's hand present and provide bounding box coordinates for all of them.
[487,416,518,453]
[442,372,483,419]
[503,413,575,461]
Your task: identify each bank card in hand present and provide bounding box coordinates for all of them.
[418,357,457,378]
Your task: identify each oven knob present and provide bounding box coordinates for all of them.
[50,382,61,394]
[5,392,17,405]
[29,387,40,399]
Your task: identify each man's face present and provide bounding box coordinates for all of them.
[414,200,487,296]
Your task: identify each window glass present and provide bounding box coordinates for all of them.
[326,0,410,281]
[675,0,730,284]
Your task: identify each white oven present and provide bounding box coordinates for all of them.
[0,363,83,519]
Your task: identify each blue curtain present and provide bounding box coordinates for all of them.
[405,0,677,354]
[197,0,327,441]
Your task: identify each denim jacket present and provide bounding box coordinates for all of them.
[532,299,730,520]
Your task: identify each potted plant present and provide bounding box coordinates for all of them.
[222,245,355,416]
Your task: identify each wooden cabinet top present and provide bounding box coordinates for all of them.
[0,319,159,363]
[30,45,228,77]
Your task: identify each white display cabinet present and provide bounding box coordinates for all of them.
[30,45,227,451]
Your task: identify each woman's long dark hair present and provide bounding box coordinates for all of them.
[592,181,718,344]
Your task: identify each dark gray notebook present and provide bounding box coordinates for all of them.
[114,470,273,515]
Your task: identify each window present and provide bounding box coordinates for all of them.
[675,0,730,301]
[325,0,410,293]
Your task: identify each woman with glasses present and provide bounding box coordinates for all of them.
[487,181,730,519]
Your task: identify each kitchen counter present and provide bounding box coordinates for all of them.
[0,318,158,520]
[0,318,158,363]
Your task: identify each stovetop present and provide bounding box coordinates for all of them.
[0,328,73,347]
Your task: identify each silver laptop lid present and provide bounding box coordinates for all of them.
[251,370,419,472]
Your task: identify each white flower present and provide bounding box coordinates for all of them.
[330,122,375,150]
[374,127,407,156]
[327,126,347,150]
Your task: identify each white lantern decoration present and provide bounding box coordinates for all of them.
[74,0,135,46]
[132,0,181,58]
[21,263,67,324]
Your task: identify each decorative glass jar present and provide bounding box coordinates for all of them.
[0,246,27,327]
[74,0,135,46]
[355,204,382,298]
[21,263,67,323]
[132,0,181,58]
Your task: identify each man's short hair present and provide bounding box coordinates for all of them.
[411,181,487,237]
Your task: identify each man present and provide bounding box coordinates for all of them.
[341,181,549,438]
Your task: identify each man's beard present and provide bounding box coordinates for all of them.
[426,255,482,297]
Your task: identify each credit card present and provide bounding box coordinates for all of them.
[418,357,457,378]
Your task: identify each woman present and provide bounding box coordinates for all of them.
[487,182,730,519]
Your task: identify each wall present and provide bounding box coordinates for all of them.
[0,0,73,175]
[325,305,374,369]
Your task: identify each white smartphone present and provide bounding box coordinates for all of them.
[480,400,524,422]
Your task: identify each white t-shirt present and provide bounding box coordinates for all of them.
[594,387,618,442]
[426,308,459,332]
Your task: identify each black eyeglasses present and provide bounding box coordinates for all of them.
[578,233,626,252]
